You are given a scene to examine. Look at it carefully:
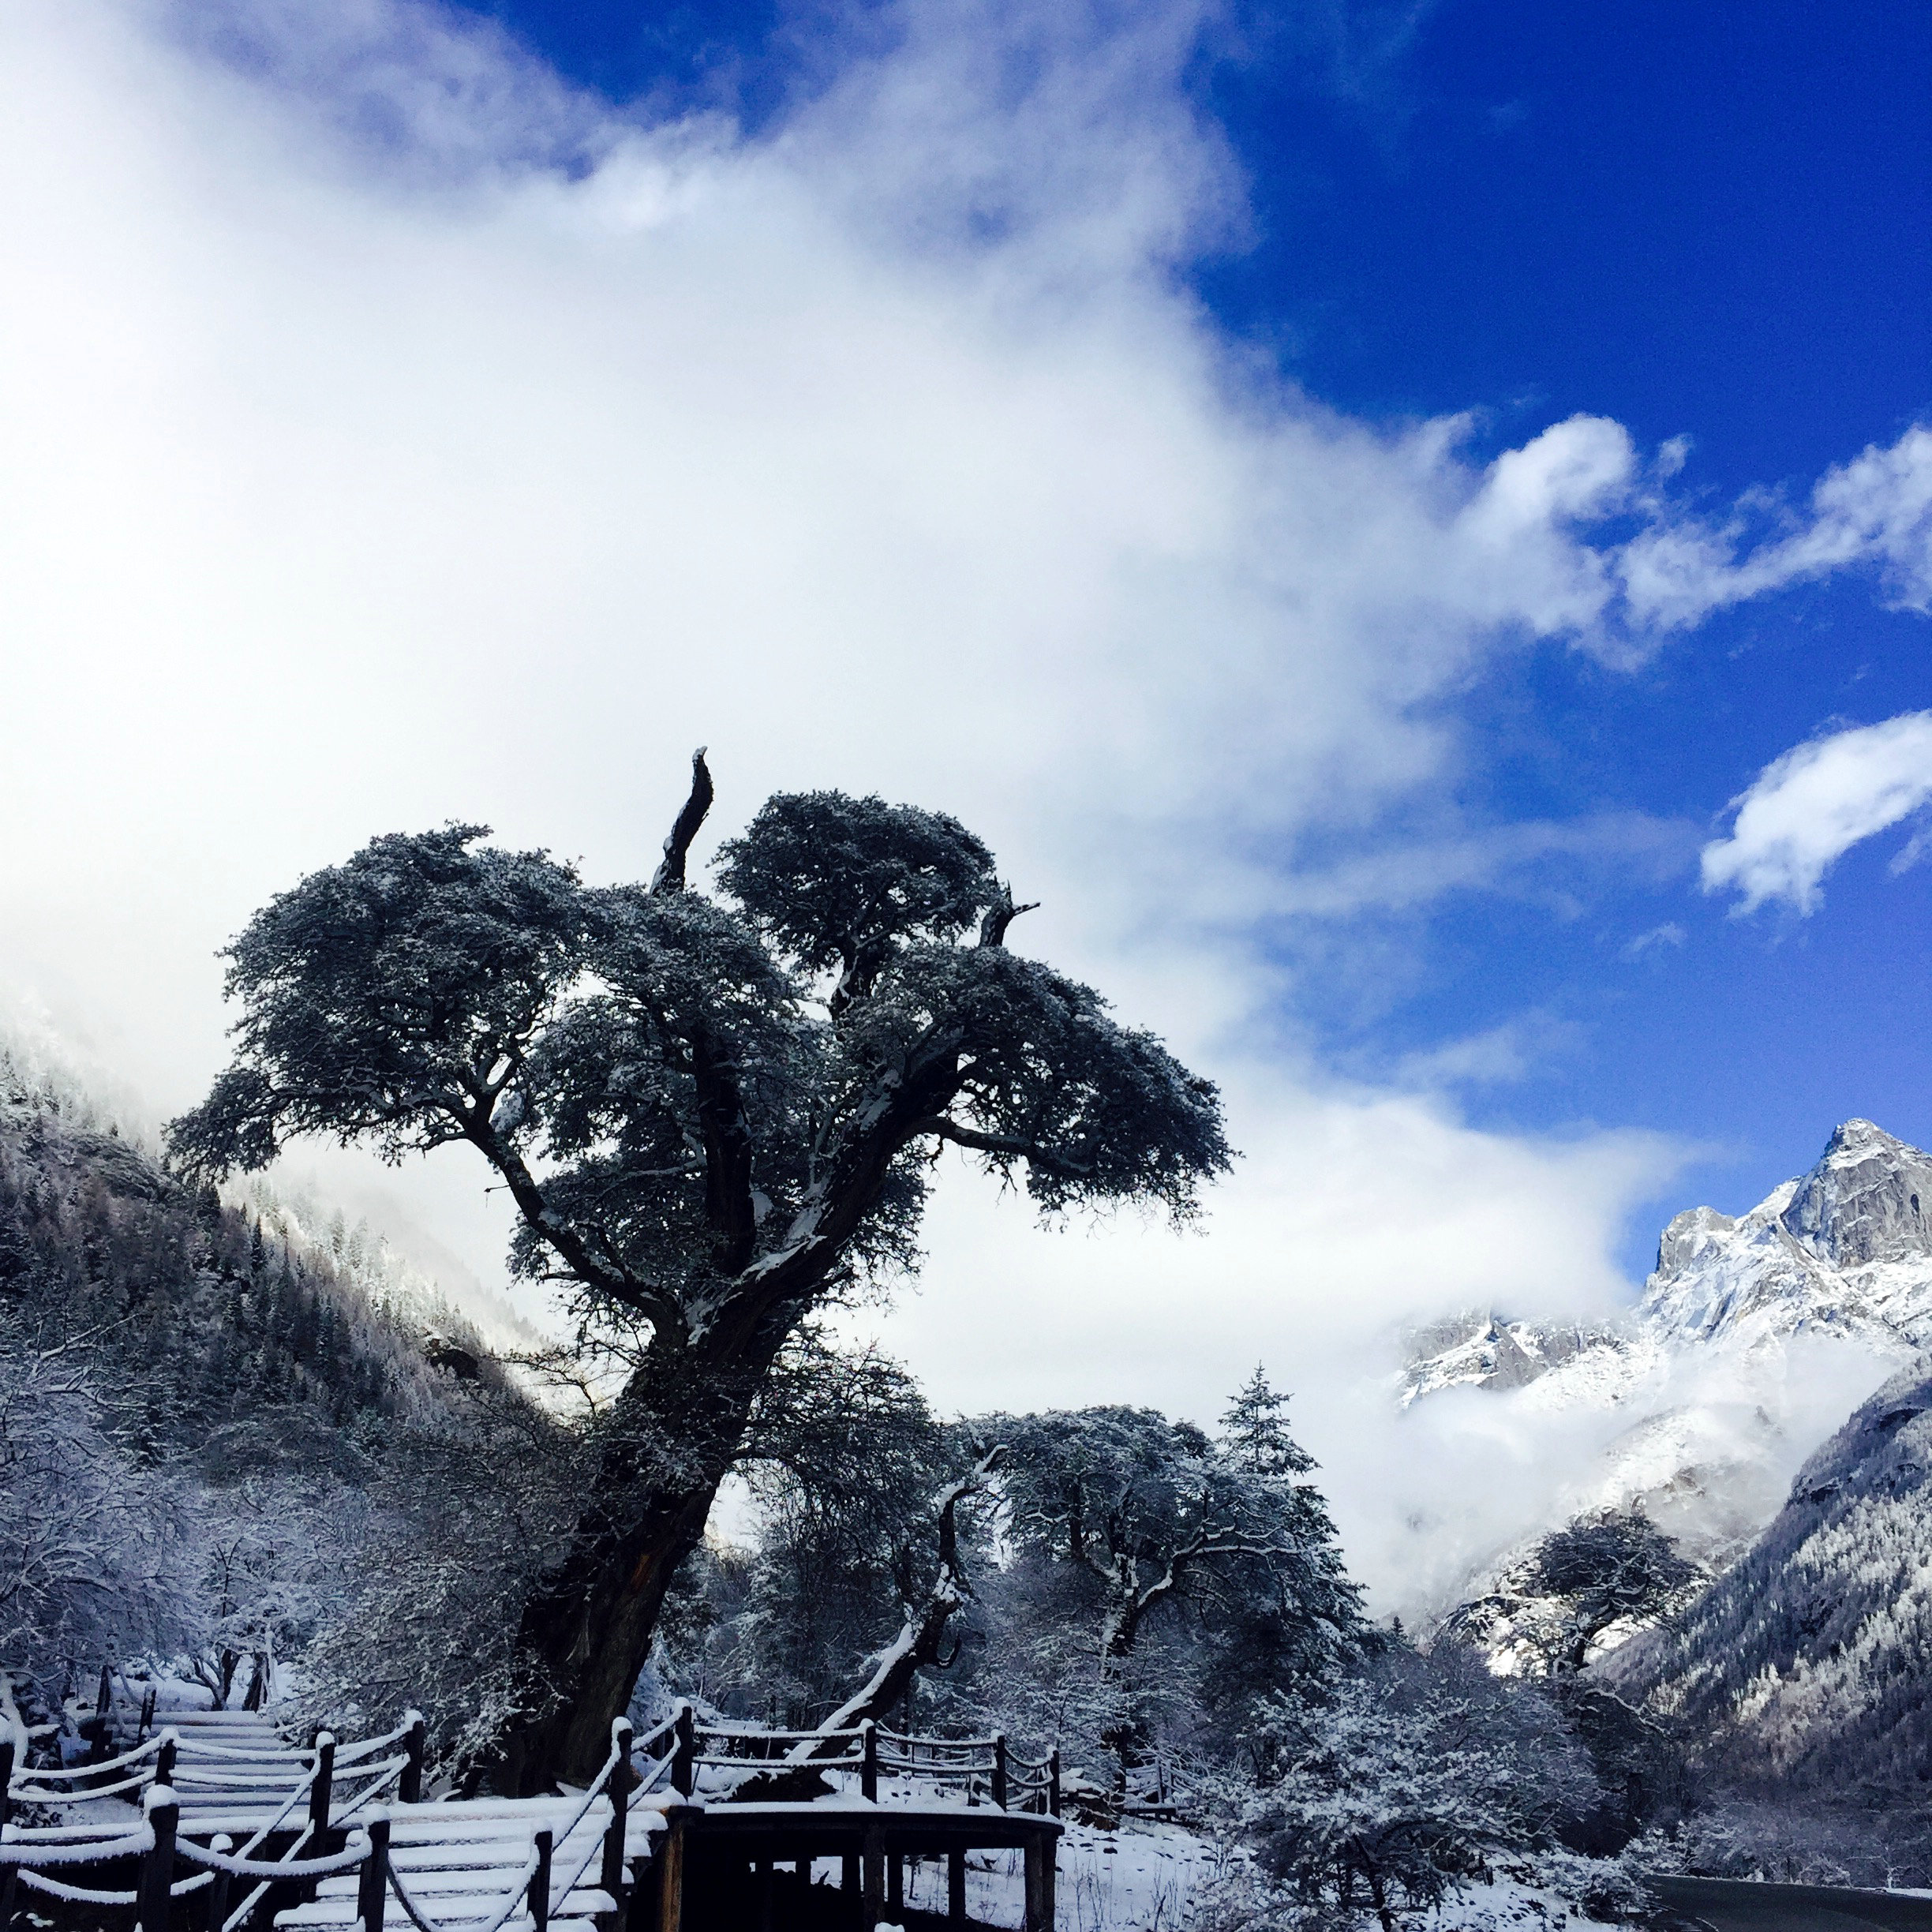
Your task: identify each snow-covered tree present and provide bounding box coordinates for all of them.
[0,1321,201,1694]
[293,1379,582,1780]
[661,1330,967,1726]
[964,1387,1362,1784]
[0,1055,504,1734]
[170,764,1231,1785]
[188,1475,357,1709]
[993,1396,1360,1677]
[1524,1507,1698,1684]
[1221,1366,1310,1477]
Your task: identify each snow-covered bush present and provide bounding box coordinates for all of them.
[1227,1648,1601,1929]
[186,1472,367,1709]
[291,1382,582,1782]
[0,1321,202,1701]
[1632,1795,1932,1888]
[1522,1846,1655,1922]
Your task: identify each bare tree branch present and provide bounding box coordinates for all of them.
[978,882,1040,948]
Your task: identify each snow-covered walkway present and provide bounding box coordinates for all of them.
[3,1689,661,1932]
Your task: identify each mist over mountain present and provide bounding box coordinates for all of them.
[1386,1124,1932,1873]
[1399,1120,1928,1608]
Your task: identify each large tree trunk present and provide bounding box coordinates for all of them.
[499,1338,777,1792]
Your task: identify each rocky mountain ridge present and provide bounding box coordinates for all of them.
[1404,1119,1930,1590]
[1407,1119,1932,1403]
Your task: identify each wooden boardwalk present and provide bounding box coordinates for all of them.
[2,1686,658,1930]
[2,1684,1059,1930]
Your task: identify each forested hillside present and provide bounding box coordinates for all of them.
[0,1046,569,1762]
[1605,1360,1932,1878]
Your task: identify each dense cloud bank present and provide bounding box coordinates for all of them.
[2,0,1926,1614]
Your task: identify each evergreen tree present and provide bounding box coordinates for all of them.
[1222,1365,1313,1477]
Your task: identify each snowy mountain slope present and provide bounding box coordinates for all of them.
[1401,1121,1930,1603]
[1603,1358,1932,1794]
[0,1021,546,1365]
[1407,1120,1932,1403]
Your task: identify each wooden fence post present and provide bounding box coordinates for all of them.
[400,1711,426,1804]
[155,1731,178,1789]
[600,1719,634,1911]
[1048,1748,1061,1819]
[356,1812,390,1932]
[309,1732,335,1840]
[991,1734,1008,1810]
[139,1687,156,1741]
[672,1705,695,1798]
[85,1664,114,1764]
[859,1720,878,1803]
[529,1827,553,1932]
[657,1803,694,1932]
[207,1832,234,1932]
[0,1732,14,1830]
[862,1825,885,1930]
[1023,1834,1055,1932]
[137,1785,178,1932]
[946,1848,966,1929]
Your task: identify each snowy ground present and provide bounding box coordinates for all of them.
[888,1818,1209,1930]
[863,1822,1631,1930]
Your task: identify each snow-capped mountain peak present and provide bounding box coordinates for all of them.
[1780,1118,1932,1270]
[1638,1120,1932,1350]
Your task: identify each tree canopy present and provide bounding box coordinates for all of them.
[171,776,1232,1354]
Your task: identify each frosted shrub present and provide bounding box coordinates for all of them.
[0,1320,202,1701]
[1233,1649,1601,1930]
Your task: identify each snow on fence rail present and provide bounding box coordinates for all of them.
[0,1705,429,1932]
[876,1727,1060,1814]
[680,1709,1060,1814]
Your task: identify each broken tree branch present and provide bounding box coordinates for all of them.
[651,748,715,894]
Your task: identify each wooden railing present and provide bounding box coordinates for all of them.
[0,1709,426,1932]
[2,1692,1061,1932]
[681,1710,1060,1815]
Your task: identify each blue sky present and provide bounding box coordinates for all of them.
[461,0,1932,1258]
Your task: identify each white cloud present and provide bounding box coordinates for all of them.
[0,0,1914,1605]
[1617,425,1932,631]
[850,1075,1686,1608]
[1702,713,1932,914]
[1619,921,1686,961]
[1391,1011,1586,1090]
[1274,811,1696,918]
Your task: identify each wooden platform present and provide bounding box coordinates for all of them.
[647,1795,1061,1932]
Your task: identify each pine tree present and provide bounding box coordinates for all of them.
[1221,1365,1315,1477]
